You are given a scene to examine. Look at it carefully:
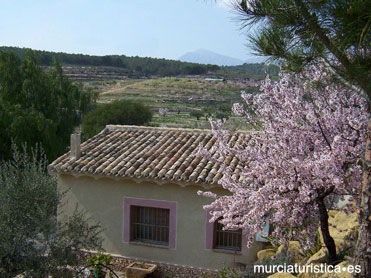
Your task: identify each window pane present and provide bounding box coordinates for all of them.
[130,206,170,246]
[214,220,242,251]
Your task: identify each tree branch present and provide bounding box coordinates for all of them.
[293,0,371,99]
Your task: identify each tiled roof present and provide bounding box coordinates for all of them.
[48,125,247,186]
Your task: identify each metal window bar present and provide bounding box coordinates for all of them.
[130,206,170,246]
[214,221,242,251]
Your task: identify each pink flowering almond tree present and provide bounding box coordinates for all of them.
[198,64,369,263]
[159,108,169,117]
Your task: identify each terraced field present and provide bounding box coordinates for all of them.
[83,77,260,129]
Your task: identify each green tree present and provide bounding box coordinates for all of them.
[202,107,215,120]
[0,146,102,277]
[190,110,204,120]
[81,100,152,139]
[0,50,97,161]
[215,111,230,120]
[218,104,232,113]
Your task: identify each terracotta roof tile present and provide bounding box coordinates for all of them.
[48,125,249,185]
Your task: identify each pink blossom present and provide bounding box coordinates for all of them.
[159,108,169,116]
[232,103,245,116]
[199,64,369,249]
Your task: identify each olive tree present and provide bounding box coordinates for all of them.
[0,146,102,277]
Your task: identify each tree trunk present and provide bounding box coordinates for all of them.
[354,120,371,277]
[317,198,337,263]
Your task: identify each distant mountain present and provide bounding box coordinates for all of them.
[179,49,245,66]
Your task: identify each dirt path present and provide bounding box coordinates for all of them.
[100,81,143,95]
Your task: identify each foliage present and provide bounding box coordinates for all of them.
[82,100,152,139]
[225,63,280,77]
[218,104,232,114]
[87,253,113,277]
[0,146,103,277]
[334,229,358,261]
[217,266,240,278]
[190,110,204,120]
[215,111,230,120]
[202,107,215,119]
[235,0,371,98]
[0,50,97,161]
[0,46,219,77]
[199,64,368,263]
[216,252,293,278]
[214,104,232,120]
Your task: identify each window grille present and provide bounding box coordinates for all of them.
[213,220,242,251]
[130,205,170,246]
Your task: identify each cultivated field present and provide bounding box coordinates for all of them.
[83,76,261,129]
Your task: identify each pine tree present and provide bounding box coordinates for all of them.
[235,0,370,97]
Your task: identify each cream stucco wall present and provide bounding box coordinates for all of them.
[58,174,263,270]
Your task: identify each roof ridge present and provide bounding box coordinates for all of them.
[105,125,212,134]
[104,125,257,135]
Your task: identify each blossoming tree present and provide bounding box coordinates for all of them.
[199,64,369,263]
[159,108,169,117]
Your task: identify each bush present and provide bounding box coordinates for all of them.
[216,252,294,278]
[218,104,232,113]
[190,110,204,120]
[215,111,230,120]
[0,146,103,277]
[87,253,113,277]
[202,107,215,119]
[217,266,241,278]
[82,100,152,139]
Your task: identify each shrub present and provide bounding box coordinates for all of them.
[190,110,204,120]
[82,100,152,139]
[215,111,230,120]
[217,266,240,278]
[216,252,294,278]
[87,253,113,277]
[0,146,103,277]
[202,107,215,119]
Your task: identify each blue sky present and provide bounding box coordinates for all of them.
[0,0,259,61]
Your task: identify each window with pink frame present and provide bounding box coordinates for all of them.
[123,197,176,249]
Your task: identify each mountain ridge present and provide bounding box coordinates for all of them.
[179,49,245,66]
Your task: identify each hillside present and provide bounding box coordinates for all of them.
[0,46,278,81]
[179,49,244,66]
[225,62,280,77]
[0,46,219,78]
[85,76,260,130]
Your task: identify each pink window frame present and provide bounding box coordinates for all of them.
[205,210,246,252]
[123,197,177,249]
